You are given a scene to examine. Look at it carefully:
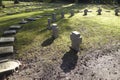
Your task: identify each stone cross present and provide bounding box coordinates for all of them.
[22,19,25,22]
[51,24,59,38]
[61,11,65,18]
[47,18,51,29]
[52,13,57,22]
[83,9,88,16]
[97,7,102,15]
[115,8,119,16]
[70,10,74,16]
[70,31,82,51]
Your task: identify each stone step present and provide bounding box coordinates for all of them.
[9,25,21,29]
[0,37,15,44]
[3,30,16,36]
[0,46,14,55]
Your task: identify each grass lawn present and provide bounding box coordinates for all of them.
[0,2,120,59]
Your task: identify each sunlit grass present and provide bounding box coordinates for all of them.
[0,2,120,58]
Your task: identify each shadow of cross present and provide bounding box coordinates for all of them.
[60,49,78,73]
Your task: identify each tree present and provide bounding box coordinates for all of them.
[0,0,2,6]
[14,0,19,4]
[75,0,78,3]
[117,0,120,4]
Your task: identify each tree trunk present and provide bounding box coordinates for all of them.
[14,0,19,4]
[117,0,120,4]
[75,0,78,3]
[0,0,2,6]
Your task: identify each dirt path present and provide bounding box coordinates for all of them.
[8,43,120,80]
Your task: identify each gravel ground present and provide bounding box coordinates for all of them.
[7,43,120,80]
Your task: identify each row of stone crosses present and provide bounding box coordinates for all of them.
[59,7,120,16]
[82,7,120,16]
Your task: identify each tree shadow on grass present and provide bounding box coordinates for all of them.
[60,49,78,73]
[41,37,55,47]
[68,15,74,18]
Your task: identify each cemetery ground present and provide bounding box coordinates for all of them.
[0,1,120,80]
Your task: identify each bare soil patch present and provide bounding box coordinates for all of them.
[8,43,120,80]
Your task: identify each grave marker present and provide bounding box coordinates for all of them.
[36,16,43,18]
[3,30,16,36]
[83,9,88,16]
[7,12,15,15]
[0,37,15,44]
[27,18,36,21]
[70,10,74,16]
[9,25,21,29]
[0,46,14,55]
[52,24,59,38]
[115,8,119,16]
[70,31,82,51]
[97,7,102,15]
[61,11,65,18]
[52,13,56,22]
[19,19,28,24]
[54,8,59,10]
[47,18,51,29]
[0,59,21,74]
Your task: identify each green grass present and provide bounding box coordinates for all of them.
[0,2,120,59]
